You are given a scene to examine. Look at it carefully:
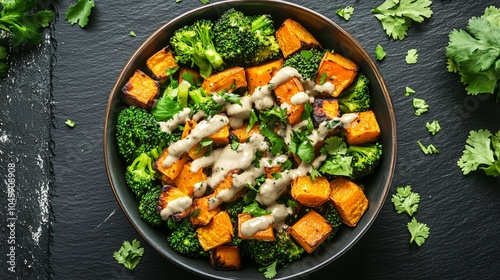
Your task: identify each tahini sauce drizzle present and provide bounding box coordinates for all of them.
[159,196,192,220]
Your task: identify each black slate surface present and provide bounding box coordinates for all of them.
[1,0,499,279]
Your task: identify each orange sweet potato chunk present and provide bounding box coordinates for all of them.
[146,47,178,83]
[291,176,331,207]
[173,161,206,197]
[156,185,192,221]
[122,70,160,109]
[245,59,283,94]
[189,195,220,227]
[197,211,234,251]
[179,67,202,86]
[230,122,261,143]
[329,176,368,227]
[316,52,358,97]
[202,66,247,94]
[276,19,321,58]
[237,213,275,241]
[210,245,242,271]
[312,97,340,124]
[344,110,380,146]
[273,77,305,125]
[154,149,188,183]
[289,210,332,254]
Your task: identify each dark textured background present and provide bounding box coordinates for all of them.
[1,0,499,279]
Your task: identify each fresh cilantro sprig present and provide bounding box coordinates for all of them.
[372,0,433,40]
[259,260,278,279]
[0,0,54,46]
[391,185,420,216]
[242,201,271,217]
[66,0,95,28]
[408,217,430,247]
[336,6,354,21]
[445,6,500,97]
[457,129,500,177]
[113,239,144,271]
[319,136,353,177]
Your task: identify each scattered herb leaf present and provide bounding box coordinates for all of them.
[336,6,354,21]
[406,49,418,64]
[259,260,278,279]
[113,239,144,271]
[426,120,441,135]
[457,129,500,177]
[65,119,76,128]
[66,0,95,28]
[413,98,429,116]
[375,44,386,61]
[407,217,430,247]
[129,31,136,37]
[417,140,439,154]
[391,185,420,217]
[405,86,416,96]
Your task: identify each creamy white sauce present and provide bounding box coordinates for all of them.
[251,66,302,110]
[226,95,252,119]
[159,196,192,220]
[191,110,206,122]
[340,113,359,129]
[162,115,228,168]
[290,92,310,105]
[267,202,292,231]
[240,215,274,236]
[158,107,191,134]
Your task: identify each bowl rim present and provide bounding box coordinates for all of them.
[104,0,397,278]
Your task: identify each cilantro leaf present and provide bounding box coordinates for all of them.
[319,154,353,177]
[406,49,418,64]
[413,98,429,116]
[151,94,183,121]
[0,1,54,46]
[391,185,420,216]
[417,140,439,155]
[296,140,315,164]
[405,86,416,96]
[407,217,430,247]
[242,201,271,217]
[372,0,433,40]
[445,6,500,97]
[336,6,354,21]
[65,119,76,128]
[113,239,144,271]
[375,44,386,61]
[66,0,94,28]
[457,129,500,176]
[259,260,278,279]
[425,120,441,135]
[129,31,136,37]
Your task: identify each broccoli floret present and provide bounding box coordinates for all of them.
[316,203,343,239]
[213,9,281,67]
[170,19,224,78]
[138,186,164,227]
[125,152,157,198]
[283,48,326,80]
[337,74,371,113]
[188,88,224,117]
[167,218,209,258]
[349,142,383,180]
[250,14,281,65]
[213,9,258,67]
[116,106,165,163]
[275,230,305,266]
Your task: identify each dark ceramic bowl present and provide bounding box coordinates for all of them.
[104,0,396,279]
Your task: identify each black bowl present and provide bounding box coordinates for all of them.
[104,0,396,279]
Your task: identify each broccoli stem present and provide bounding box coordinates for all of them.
[251,15,273,32]
[178,82,190,108]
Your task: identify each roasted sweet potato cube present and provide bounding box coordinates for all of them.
[237,213,275,241]
[316,52,358,97]
[212,170,244,203]
[146,47,178,83]
[156,185,192,221]
[245,59,283,94]
[329,176,368,227]
[122,70,160,109]
[173,161,206,197]
[313,97,339,124]
[181,120,227,159]
[273,77,305,125]
[230,122,261,143]
[344,110,380,146]
[210,245,242,271]
[155,148,189,183]
[202,66,247,94]
[190,195,220,227]
[265,165,282,179]
[197,211,234,251]
[289,210,332,254]
[179,67,202,86]
[276,19,321,58]
[207,124,230,146]
[291,176,330,207]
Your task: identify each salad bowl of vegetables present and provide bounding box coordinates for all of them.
[104,0,396,279]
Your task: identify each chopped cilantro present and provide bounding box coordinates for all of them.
[375,44,386,61]
[406,49,418,64]
[336,6,354,21]
[413,98,429,116]
[66,0,95,28]
[113,239,144,271]
[129,31,136,37]
[391,185,420,217]
[425,120,441,135]
[405,86,416,96]
[408,217,430,247]
[259,260,278,279]
[65,119,76,128]
[242,201,271,217]
[417,140,439,155]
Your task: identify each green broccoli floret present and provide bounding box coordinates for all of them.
[337,74,371,113]
[283,48,326,80]
[349,142,383,180]
[274,230,305,266]
[250,14,281,65]
[116,106,165,163]
[167,218,209,258]
[316,203,343,240]
[138,186,164,227]
[213,9,281,67]
[125,152,157,198]
[188,88,224,117]
[170,19,224,78]
[213,9,258,67]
